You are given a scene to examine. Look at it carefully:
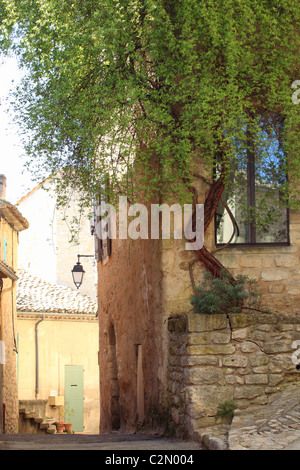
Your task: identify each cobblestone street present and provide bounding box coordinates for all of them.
[199,382,300,450]
[228,382,300,450]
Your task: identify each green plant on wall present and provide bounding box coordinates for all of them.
[190,270,264,314]
[216,400,238,421]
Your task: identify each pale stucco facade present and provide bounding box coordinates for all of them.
[17,179,97,299]
[17,313,100,434]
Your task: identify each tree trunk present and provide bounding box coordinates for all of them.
[190,176,235,281]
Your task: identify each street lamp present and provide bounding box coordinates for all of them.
[71,254,94,289]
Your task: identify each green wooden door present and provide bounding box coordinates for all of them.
[65,365,84,432]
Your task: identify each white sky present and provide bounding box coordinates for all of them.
[0,55,36,204]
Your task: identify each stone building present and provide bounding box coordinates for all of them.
[16,178,97,299]
[97,169,300,437]
[0,175,29,433]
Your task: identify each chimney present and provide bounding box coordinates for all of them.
[0,175,7,200]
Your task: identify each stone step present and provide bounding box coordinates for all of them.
[46,425,56,434]
[34,417,44,424]
[19,400,54,434]
[40,422,50,430]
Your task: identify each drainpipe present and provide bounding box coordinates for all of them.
[35,315,45,399]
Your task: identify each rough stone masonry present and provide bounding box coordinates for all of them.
[168,312,300,439]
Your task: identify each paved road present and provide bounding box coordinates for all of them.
[228,382,300,450]
[0,433,203,451]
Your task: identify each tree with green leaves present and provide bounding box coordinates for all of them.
[1,0,300,277]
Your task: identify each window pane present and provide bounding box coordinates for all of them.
[216,184,288,244]
[215,158,289,244]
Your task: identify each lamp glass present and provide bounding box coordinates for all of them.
[71,263,85,289]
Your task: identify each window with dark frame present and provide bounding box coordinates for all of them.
[92,190,112,262]
[215,121,289,246]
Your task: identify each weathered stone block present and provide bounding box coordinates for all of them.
[256,324,272,332]
[245,374,268,385]
[232,328,249,340]
[187,344,236,356]
[211,331,232,344]
[239,256,262,268]
[263,340,294,354]
[214,254,238,269]
[187,356,219,367]
[269,354,295,372]
[254,313,278,324]
[188,314,228,333]
[268,284,286,294]
[279,315,300,324]
[268,374,283,387]
[275,254,298,268]
[252,330,271,342]
[240,342,261,353]
[186,331,231,345]
[252,366,268,374]
[261,270,288,281]
[222,355,248,368]
[225,375,245,385]
[235,385,265,399]
[185,385,234,418]
[188,367,224,385]
[250,355,269,367]
[187,332,215,345]
[168,315,188,333]
[229,314,254,329]
[287,288,300,295]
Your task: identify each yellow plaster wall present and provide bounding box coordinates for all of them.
[17,316,100,433]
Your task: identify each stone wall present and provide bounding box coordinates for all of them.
[168,312,300,438]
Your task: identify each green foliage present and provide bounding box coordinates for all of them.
[0,0,300,214]
[216,401,238,420]
[190,270,263,314]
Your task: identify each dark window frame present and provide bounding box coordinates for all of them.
[215,133,290,248]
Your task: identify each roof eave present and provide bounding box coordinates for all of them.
[0,261,18,281]
[0,200,29,231]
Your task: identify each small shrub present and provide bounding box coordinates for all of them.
[190,270,263,314]
[216,401,238,420]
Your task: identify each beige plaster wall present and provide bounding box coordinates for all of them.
[17,315,100,433]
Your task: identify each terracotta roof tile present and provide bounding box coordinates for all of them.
[17,269,98,315]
